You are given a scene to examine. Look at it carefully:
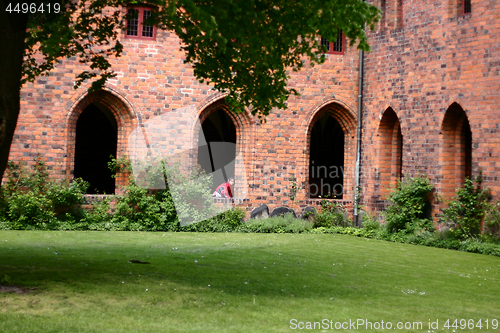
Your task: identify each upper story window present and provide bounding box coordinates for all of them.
[126,7,156,40]
[463,0,471,14]
[321,29,345,55]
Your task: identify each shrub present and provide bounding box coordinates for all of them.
[361,210,380,231]
[47,178,88,220]
[238,213,312,233]
[7,192,54,229]
[440,174,491,239]
[109,184,179,231]
[182,208,246,232]
[384,175,434,234]
[484,202,500,238]
[0,158,88,230]
[312,200,350,228]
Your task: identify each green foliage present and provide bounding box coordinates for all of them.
[440,175,491,239]
[162,0,380,118]
[307,225,500,257]
[7,192,54,230]
[109,184,179,231]
[47,179,89,219]
[22,0,125,91]
[312,200,350,228]
[107,155,133,179]
[484,202,500,238]
[361,211,380,231]
[167,167,217,226]
[20,0,380,118]
[85,197,112,226]
[384,175,434,234]
[0,274,11,286]
[238,213,312,233]
[289,177,298,201]
[0,155,248,232]
[0,158,88,230]
[182,208,246,232]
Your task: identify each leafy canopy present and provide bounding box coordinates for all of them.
[22,0,380,118]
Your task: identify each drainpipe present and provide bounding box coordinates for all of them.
[353,49,364,227]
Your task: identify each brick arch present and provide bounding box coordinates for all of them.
[377,107,403,198]
[305,102,357,200]
[194,98,253,199]
[65,90,136,189]
[439,102,472,200]
[196,98,252,155]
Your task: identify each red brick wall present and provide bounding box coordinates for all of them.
[361,0,500,220]
[15,25,361,217]
[16,1,499,220]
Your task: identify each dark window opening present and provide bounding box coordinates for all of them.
[321,29,344,54]
[74,103,117,194]
[126,9,139,36]
[309,115,344,199]
[320,37,330,52]
[126,7,156,40]
[333,29,343,53]
[463,0,471,14]
[197,109,237,193]
[397,133,403,180]
[142,10,154,37]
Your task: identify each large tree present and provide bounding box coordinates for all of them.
[0,0,379,180]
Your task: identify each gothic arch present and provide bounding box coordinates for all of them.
[440,102,472,200]
[377,107,403,198]
[65,90,135,191]
[195,98,252,198]
[305,102,357,200]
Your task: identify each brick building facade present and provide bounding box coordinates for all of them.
[12,0,500,221]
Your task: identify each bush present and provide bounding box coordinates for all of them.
[109,184,179,231]
[238,213,312,233]
[361,210,380,231]
[306,225,500,257]
[384,175,434,234]
[182,208,246,232]
[0,158,88,230]
[483,202,500,238]
[440,174,491,239]
[312,200,350,228]
[7,192,54,229]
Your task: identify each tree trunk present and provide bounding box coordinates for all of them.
[0,2,29,181]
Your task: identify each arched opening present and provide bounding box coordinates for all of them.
[197,108,237,193]
[378,107,403,197]
[441,102,472,199]
[309,114,345,199]
[74,103,117,194]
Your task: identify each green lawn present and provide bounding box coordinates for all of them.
[0,231,499,332]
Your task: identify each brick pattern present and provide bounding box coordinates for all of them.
[14,1,500,221]
[361,0,500,221]
[15,27,360,218]
[375,107,403,199]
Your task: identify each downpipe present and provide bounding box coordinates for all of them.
[353,49,364,227]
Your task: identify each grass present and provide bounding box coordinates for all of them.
[0,231,499,332]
